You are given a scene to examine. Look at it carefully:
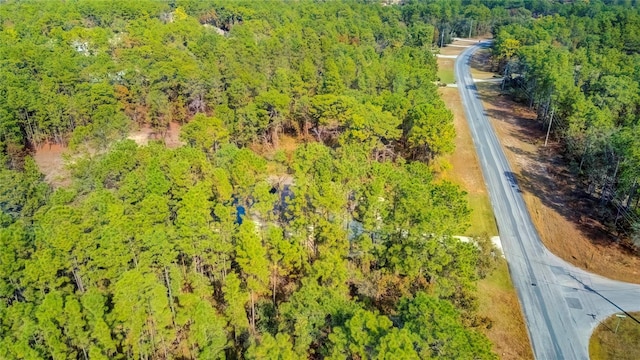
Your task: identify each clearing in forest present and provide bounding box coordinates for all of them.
[33,143,70,188]
[34,122,184,188]
[127,121,183,148]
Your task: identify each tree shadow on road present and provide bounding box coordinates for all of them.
[468,55,640,283]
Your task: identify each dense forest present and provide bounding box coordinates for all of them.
[0,0,511,359]
[4,0,638,358]
[492,0,640,247]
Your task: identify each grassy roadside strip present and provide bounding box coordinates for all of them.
[469,47,640,359]
[589,312,640,360]
[436,48,533,359]
[437,67,455,85]
[471,49,640,284]
[478,261,533,359]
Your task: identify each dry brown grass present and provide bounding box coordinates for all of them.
[437,43,496,236]
[436,41,532,357]
[438,87,532,356]
[438,44,472,56]
[249,134,300,160]
[469,49,497,79]
[439,84,532,358]
[589,312,640,360]
[473,60,640,284]
[277,134,300,159]
[438,89,486,194]
[478,261,534,360]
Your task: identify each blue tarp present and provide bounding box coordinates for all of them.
[235,205,246,224]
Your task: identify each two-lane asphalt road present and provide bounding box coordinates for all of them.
[455,42,640,359]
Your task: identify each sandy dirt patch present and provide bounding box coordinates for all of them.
[128,121,183,148]
[33,143,70,188]
[34,121,184,188]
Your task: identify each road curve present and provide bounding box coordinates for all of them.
[455,42,640,359]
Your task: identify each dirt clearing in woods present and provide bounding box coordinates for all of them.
[34,122,184,187]
[33,143,70,188]
[127,121,183,148]
[471,48,640,284]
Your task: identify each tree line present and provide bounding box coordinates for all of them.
[0,0,506,359]
[1,138,498,359]
[493,0,640,247]
[0,0,456,165]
